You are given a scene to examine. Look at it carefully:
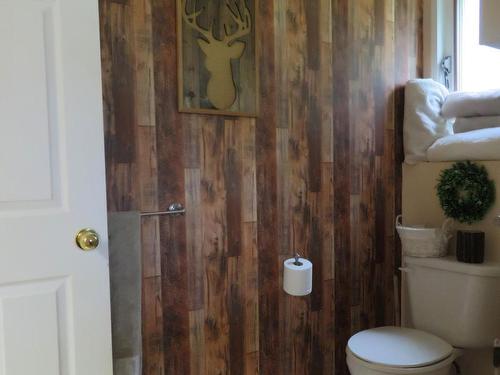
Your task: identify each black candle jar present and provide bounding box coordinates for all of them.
[456,230,485,264]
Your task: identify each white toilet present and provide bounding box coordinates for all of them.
[346,256,500,375]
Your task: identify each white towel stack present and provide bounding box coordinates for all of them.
[441,90,500,133]
[403,79,452,163]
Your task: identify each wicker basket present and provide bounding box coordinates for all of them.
[396,215,453,258]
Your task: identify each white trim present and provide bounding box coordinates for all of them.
[456,0,464,90]
[423,0,456,90]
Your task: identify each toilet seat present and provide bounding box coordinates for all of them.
[348,327,453,368]
[346,347,456,375]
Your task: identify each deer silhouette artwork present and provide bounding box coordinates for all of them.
[182,0,252,110]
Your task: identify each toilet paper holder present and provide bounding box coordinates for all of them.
[293,253,303,266]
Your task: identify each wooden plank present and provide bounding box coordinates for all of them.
[255,0,280,372]
[310,214,323,312]
[276,127,290,256]
[100,1,139,213]
[319,0,333,164]
[320,279,336,374]
[305,0,320,70]
[99,0,113,129]
[109,1,137,163]
[179,0,200,110]
[355,0,377,333]
[240,119,257,223]
[383,0,396,133]
[142,276,165,375]
[320,163,334,282]
[185,168,204,310]
[225,119,243,257]
[228,256,245,375]
[286,0,308,268]
[283,1,319,371]
[374,62,387,156]
[310,311,324,375]
[237,0,258,114]
[274,0,289,130]
[242,222,259,356]
[350,195,361,308]
[306,71,322,193]
[383,129,397,325]
[331,0,352,372]
[152,0,190,373]
[184,115,201,169]
[375,156,386,263]
[160,215,191,375]
[189,309,206,375]
[395,1,410,81]
[132,0,156,127]
[200,118,230,374]
[106,163,139,211]
[142,216,161,278]
[278,256,292,374]
[137,125,159,212]
[289,294,311,375]
[152,0,186,207]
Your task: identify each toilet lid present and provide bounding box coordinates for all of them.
[348,327,453,368]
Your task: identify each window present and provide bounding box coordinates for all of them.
[457,0,500,91]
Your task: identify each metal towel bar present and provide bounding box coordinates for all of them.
[140,203,185,217]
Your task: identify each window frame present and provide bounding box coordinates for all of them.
[422,0,457,90]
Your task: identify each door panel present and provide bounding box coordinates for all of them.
[0,1,62,207]
[0,0,113,373]
[0,278,72,375]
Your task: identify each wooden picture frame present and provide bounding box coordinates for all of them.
[177,0,258,117]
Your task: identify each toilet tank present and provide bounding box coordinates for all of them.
[404,256,500,348]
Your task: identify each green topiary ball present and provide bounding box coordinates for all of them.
[436,161,495,224]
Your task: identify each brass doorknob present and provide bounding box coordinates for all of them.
[75,228,100,251]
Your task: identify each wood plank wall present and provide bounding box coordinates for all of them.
[99,0,422,374]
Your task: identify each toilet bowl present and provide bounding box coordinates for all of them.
[346,327,459,375]
[346,256,500,375]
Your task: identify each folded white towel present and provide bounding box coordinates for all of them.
[454,116,500,133]
[427,127,500,162]
[404,79,452,163]
[441,90,500,118]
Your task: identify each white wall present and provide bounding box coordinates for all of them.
[403,161,500,262]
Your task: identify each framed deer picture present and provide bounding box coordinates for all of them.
[177,0,258,117]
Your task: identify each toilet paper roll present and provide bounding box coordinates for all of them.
[283,257,313,296]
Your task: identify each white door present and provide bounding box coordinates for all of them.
[0,0,113,374]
